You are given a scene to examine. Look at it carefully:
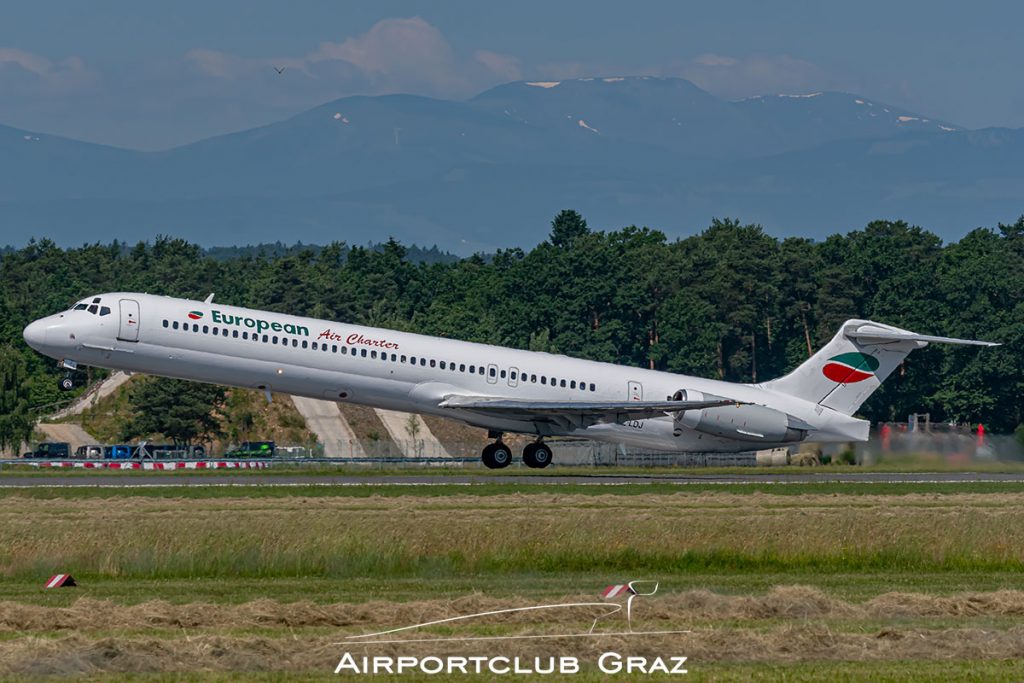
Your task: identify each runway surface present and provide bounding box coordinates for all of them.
[2,470,1024,488]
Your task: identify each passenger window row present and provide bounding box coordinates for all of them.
[161,318,597,392]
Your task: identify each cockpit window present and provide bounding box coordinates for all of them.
[92,298,101,304]
[99,306,111,316]
[73,303,88,310]
[88,305,98,314]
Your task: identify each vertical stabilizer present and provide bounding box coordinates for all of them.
[762,320,997,416]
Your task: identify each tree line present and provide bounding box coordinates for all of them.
[1,211,1022,450]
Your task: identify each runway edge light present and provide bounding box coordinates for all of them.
[44,574,76,588]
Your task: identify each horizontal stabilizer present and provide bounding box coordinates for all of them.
[845,324,1000,347]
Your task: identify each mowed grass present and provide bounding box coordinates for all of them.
[7,479,1024,500]
[4,484,1024,679]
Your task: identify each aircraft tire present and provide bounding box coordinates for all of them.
[522,442,538,467]
[482,442,512,469]
[58,376,75,392]
[523,443,552,468]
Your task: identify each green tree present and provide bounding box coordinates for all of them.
[121,378,225,445]
[0,346,34,454]
[548,210,589,248]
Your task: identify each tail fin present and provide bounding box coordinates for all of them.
[762,319,997,415]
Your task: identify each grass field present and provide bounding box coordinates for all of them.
[3,479,1024,680]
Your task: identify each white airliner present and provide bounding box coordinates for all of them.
[23,293,997,468]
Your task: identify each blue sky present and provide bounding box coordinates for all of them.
[1,0,1018,149]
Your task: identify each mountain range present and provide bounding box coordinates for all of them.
[2,76,1021,251]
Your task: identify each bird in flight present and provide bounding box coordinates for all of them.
[274,66,286,75]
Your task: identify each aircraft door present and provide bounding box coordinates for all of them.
[118,299,140,342]
[508,366,519,388]
[628,381,643,401]
[486,363,498,384]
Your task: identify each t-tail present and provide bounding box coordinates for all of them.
[762,319,998,416]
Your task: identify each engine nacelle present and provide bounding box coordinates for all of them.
[671,390,806,443]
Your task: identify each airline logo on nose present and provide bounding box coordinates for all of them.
[822,352,879,383]
[187,311,204,320]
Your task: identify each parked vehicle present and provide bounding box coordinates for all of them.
[138,443,206,459]
[104,444,133,459]
[226,441,276,457]
[74,444,104,459]
[22,442,70,459]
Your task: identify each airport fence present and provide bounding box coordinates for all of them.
[306,438,757,468]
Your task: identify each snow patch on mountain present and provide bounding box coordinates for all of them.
[526,81,561,89]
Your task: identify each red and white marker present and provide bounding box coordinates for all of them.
[602,584,635,599]
[44,574,76,588]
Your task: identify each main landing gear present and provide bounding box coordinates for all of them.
[480,433,553,469]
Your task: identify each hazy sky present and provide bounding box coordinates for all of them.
[1,0,1019,149]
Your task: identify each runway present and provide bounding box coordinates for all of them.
[2,470,1024,488]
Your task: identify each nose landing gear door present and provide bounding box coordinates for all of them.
[118,299,140,342]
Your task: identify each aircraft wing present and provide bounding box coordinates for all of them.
[437,395,739,428]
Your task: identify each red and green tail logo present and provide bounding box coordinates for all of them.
[187,310,204,320]
[822,352,879,383]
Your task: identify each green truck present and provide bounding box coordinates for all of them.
[226,441,276,458]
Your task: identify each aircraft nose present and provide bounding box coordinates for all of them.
[22,319,48,350]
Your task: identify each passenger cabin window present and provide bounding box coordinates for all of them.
[173,321,179,330]
[589,383,596,391]
[162,320,168,328]
[489,367,497,378]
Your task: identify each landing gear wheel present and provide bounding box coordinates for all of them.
[482,442,512,469]
[58,376,75,392]
[523,442,553,469]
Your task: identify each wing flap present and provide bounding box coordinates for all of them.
[438,396,739,424]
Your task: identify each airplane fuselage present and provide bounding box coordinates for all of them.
[23,292,870,456]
